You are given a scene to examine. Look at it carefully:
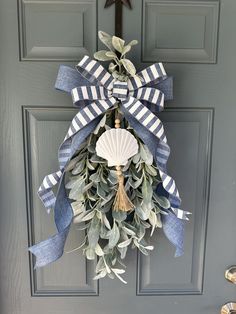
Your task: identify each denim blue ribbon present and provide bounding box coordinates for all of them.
[29,57,189,267]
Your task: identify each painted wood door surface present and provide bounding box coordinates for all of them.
[0,1,236,313]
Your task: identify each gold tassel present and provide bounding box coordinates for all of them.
[113,166,134,212]
[113,117,134,211]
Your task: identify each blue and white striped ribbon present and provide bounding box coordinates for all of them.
[38,55,190,221]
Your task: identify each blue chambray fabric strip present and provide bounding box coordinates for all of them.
[29,56,189,267]
[29,118,101,267]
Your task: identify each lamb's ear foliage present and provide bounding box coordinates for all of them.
[94,31,141,82]
[66,109,168,283]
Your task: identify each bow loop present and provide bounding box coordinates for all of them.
[122,96,167,143]
[76,56,114,90]
[71,86,109,106]
[127,62,167,91]
[130,87,165,112]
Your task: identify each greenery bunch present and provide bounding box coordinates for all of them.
[65,110,170,283]
[65,32,170,283]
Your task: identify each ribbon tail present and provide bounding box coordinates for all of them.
[29,227,70,268]
[37,170,62,213]
[130,77,173,113]
[30,117,102,267]
[171,207,191,221]
[162,211,184,257]
[156,183,185,256]
[29,177,73,268]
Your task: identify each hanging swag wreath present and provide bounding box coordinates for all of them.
[29,32,190,283]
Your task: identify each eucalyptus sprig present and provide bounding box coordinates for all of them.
[65,110,170,283]
[94,31,140,83]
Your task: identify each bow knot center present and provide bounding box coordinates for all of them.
[112,81,129,100]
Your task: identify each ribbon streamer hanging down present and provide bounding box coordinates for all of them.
[29,56,190,268]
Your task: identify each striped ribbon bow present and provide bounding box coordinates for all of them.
[29,56,190,268]
[39,55,189,220]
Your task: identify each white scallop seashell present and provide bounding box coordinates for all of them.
[95,128,138,167]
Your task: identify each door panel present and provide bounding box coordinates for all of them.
[137,109,213,296]
[1,0,236,313]
[18,0,98,61]
[141,0,219,63]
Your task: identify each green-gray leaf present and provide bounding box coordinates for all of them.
[95,243,104,256]
[117,246,128,259]
[120,59,136,76]
[90,154,106,164]
[122,226,136,236]
[135,205,150,220]
[88,216,100,248]
[71,201,85,216]
[156,213,163,228]
[65,155,83,172]
[112,36,125,53]
[93,269,107,280]
[140,143,153,165]
[118,238,132,248]
[69,178,85,200]
[97,184,106,200]
[149,210,157,236]
[98,31,113,50]
[145,164,157,176]
[93,114,106,134]
[132,152,140,164]
[109,62,117,73]
[133,176,143,189]
[103,214,111,230]
[127,39,138,46]
[81,210,95,222]
[89,171,100,183]
[142,178,153,205]
[94,50,113,61]
[122,45,131,55]
[96,256,105,273]
[106,51,117,58]
[86,159,95,170]
[83,181,93,193]
[112,210,127,222]
[153,194,170,209]
[86,248,96,260]
[138,246,149,255]
[72,159,86,175]
[108,221,120,248]
[137,225,146,241]
[100,224,110,239]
